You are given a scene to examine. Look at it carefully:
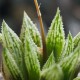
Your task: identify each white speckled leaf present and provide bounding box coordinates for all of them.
[41,64,64,80]
[46,8,65,62]
[24,29,40,80]
[42,52,55,70]
[2,21,22,62]
[61,32,73,59]
[3,48,22,80]
[20,12,42,47]
[60,46,80,80]
[2,21,27,80]
[73,32,80,49]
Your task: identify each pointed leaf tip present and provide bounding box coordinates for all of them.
[23,11,26,16]
[42,52,55,70]
[61,32,73,59]
[73,32,80,49]
[23,11,29,21]
[46,8,65,62]
[57,7,60,14]
[2,20,7,29]
[20,11,42,47]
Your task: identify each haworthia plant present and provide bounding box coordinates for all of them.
[0,7,80,80]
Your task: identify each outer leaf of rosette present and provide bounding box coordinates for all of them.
[20,11,42,47]
[2,48,22,80]
[1,20,22,63]
[1,21,28,80]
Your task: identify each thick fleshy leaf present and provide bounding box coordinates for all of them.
[1,21,28,80]
[2,21,22,62]
[3,52,11,80]
[20,12,43,64]
[20,11,42,47]
[2,48,22,80]
[41,64,64,80]
[42,52,55,70]
[73,32,80,49]
[61,32,73,59]
[46,8,65,62]
[24,29,40,80]
[0,33,2,42]
[60,46,80,80]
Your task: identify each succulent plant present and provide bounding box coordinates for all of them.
[0,0,80,80]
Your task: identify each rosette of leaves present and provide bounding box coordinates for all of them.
[0,7,80,80]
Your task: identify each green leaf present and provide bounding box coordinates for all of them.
[46,8,65,62]
[0,33,2,42]
[60,46,80,80]
[2,51,11,80]
[73,32,80,49]
[42,52,55,70]
[2,20,22,63]
[20,11,42,47]
[1,21,28,80]
[24,29,40,80]
[41,64,64,80]
[61,32,73,59]
[2,48,22,80]
[20,12,43,65]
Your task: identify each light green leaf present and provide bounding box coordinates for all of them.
[60,46,80,80]
[21,12,43,65]
[1,21,28,80]
[24,29,40,80]
[2,20,22,62]
[2,50,12,80]
[20,11,42,47]
[0,33,2,42]
[46,8,65,62]
[42,52,55,70]
[61,32,73,59]
[3,48,22,80]
[73,32,80,49]
[41,64,64,80]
